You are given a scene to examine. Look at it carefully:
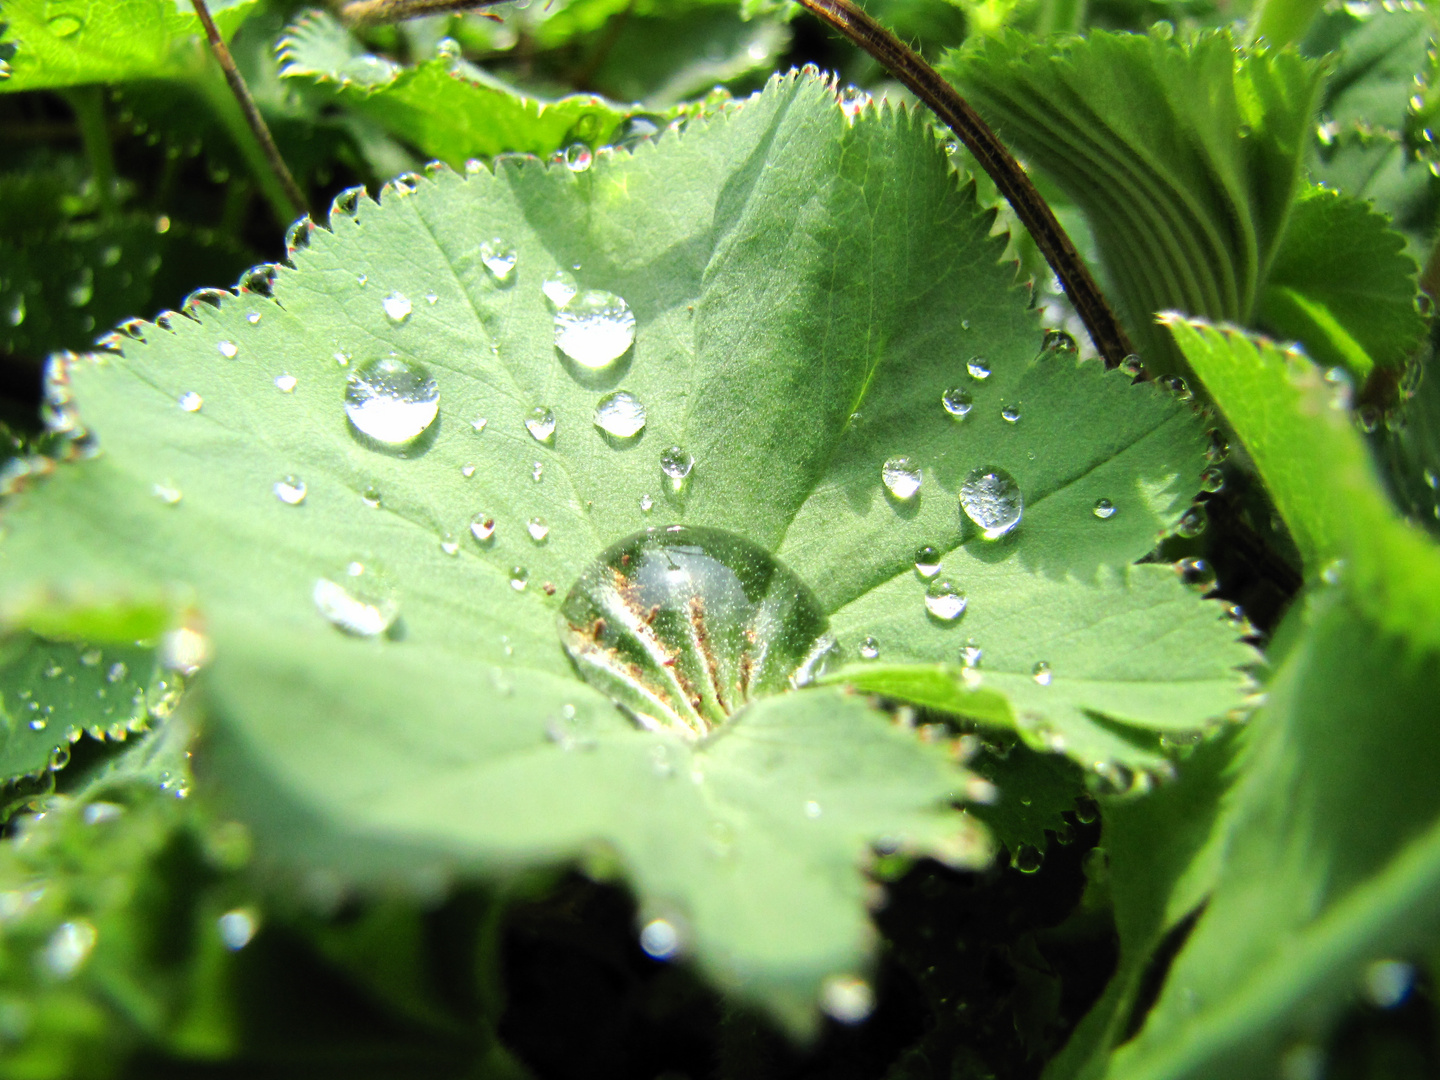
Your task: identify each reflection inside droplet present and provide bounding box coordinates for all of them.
[344,357,439,446]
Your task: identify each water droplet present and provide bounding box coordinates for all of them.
[218,909,258,950]
[47,14,83,37]
[1362,960,1415,1009]
[959,467,1022,539]
[640,493,654,512]
[313,560,399,637]
[471,417,488,434]
[80,649,101,667]
[924,579,967,621]
[1120,354,1144,377]
[1000,405,1021,423]
[961,641,982,667]
[525,406,556,443]
[1161,375,1192,401]
[362,485,382,508]
[967,358,991,380]
[424,291,438,306]
[357,273,368,287]
[41,920,96,979]
[1176,505,1207,538]
[821,975,875,1024]
[1032,661,1052,686]
[561,142,593,172]
[334,351,351,367]
[531,461,544,483]
[527,518,550,543]
[274,475,307,505]
[1092,498,1116,519]
[942,387,973,417]
[345,358,439,445]
[217,340,238,359]
[479,239,517,284]
[1042,330,1078,356]
[382,291,412,323]
[1176,557,1215,591]
[178,391,203,412]
[660,446,694,491]
[594,390,646,438]
[461,462,477,478]
[274,373,297,393]
[246,312,261,325]
[640,918,680,960]
[541,270,578,309]
[152,482,182,506]
[1012,844,1043,872]
[510,567,529,591]
[914,545,941,578]
[470,514,496,543]
[1204,430,1229,463]
[804,799,822,819]
[330,185,367,219]
[859,636,880,660]
[558,526,833,739]
[881,456,921,500]
[554,290,636,370]
[440,533,460,555]
[7,295,26,326]
[1199,467,1224,493]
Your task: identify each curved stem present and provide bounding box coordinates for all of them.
[341,0,509,25]
[794,0,1135,366]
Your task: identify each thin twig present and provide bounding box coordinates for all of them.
[794,0,1135,366]
[190,0,307,220]
[341,0,507,25]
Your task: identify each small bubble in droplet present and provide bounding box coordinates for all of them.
[639,918,680,960]
[924,579,967,621]
[914,545,941,578]
[1199,467,1224,493]
[525,406,557,443]
[594,390,646,438]
[480,239,518,284]
[274,475,307,505]
[967,358,991,380]
[1032,661,1052,686]
[510,567,529,591]
[527,518,550,543]
[382,291,412,323]
[178,391,203,412]
[859,636,880,660]
[660,446,694,491]
[881,456,921,500]
[821,975,875,1025]
[470,514,496,543]
[275,373,297,393]
[942,387,973,418]
[555,290,636,370]
[313,560,399,637]
[1093,498,1116,519]
[959,467,1022,539]
[345,358,439,446]
[217,340,238,359]
[1000,405,1021,423]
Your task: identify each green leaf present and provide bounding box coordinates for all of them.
[1104,588,1440,1080]
[0,72,1249,1024]
[943,30,1325,374]
[1303,3,1436,138]
[967,739,1088,856]
[0,0,257,91]
[1255,185,1424,378]
[276,9,630,167]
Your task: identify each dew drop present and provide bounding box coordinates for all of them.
[461,462,477,478]
[510,567,530,591]
[859,636,880,660]
[821,975,875,1025]
[382,291,412,323]
[561,143,593,172]
[640,918,680,960]
[959,467,1022,539]
[640,493,654,512]
[1176,505,1207,538]
[1000,405,1021,423]
[967,358,991,380]
[541,270,578,309]
[1199,466,1225,493]
[1363,960,1415,1009]
[470,514,496,543]
[961,641,982,667]
[440,533,460,556]
[274,373,297,393]
[344,357,439,445]
[217,340,238,359]
[178,391,203,412]
[1092,498,1116,519]
[660,446,694,491]
[6,295,24,326]
[47,14,83,37]
[1176,557,1215,591]
[246,312,261,325]
[1032,661,1052,686]
[334,351,351,367]
[924,579,967,621]
[1120,354,1144,377]
[41,920,96,979]
[525,406,557,443]
[152,482,182,506]
[531,461,544,483]
[594,390,646,438]
[362,485,382,508]
[942,386,973,418]
[218,909,258,951]
[558,526,833,739]
[274,475,307,505]
[881,456,921,500]
[804,800,822,819]
[480,239,518,283]
[1041,329,1078,356]
[1013,844,1043,872]
[1204,430,1229,463]
[554,290,636,370]
[29,718,46,731]
[313,560,399,636]
[471,417,488,433]
[914,545,941,578]
[527,518,550,543]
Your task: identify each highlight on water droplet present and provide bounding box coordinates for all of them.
[541,270,578,309]
[1032,661,1052,686]
[594,390,646,438]
[274,373,297,393]
[382,291,412,323]
[1000,406,1020,423]
[914,545,941,578]
[1362,959,1415,1009]
[525,406,557,443]
[639,917,680,960]
[480,239,517,284]
[881,456,921,500]
[967,358,991,380]
[1093,498,1116,519]
[959,467,1022,540]
[153,482,182,506]
[217,340,238,359]
[660,445,694,491]
[1176,557,1215,591]
[924,579,967,622]
[942,386,973,418]
[313,559,399,637]
[41,920,97,979]
[527,517,550,543]
[859,636,880,660]
[820,974,875,1025]
[217,909,259,951]
[344,357,439,446]
[554,290,636,370]
[274,475,307,505]
[178,391,203,413]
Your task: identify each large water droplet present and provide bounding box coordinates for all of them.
[313,560,399,637]
[881,456,921,500]
[554,290,636,370]
[274,475,307,505]
[660,446,693,491]
[382,291,412,323]
[959,467,1022,539]
[480,239,517,283]
[561,142,593,172]
[942,387,973,418]
[558,526,833,740]
[344,357,439,445]
[924,579,967,621]
[594,390,646,438]
[525,406,556,443]
[967,358,991,380]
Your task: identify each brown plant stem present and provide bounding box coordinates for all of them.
[794,0,1135,366]
[190,0,307,221]
[341,0,508,24]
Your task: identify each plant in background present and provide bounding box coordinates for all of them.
[0,0,1436,1078]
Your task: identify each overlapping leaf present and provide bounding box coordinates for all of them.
[0,72,1249,1025]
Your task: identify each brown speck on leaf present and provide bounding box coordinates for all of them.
[543,581,556,596]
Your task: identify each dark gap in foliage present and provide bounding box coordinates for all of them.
[1117,900,1206,1045]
